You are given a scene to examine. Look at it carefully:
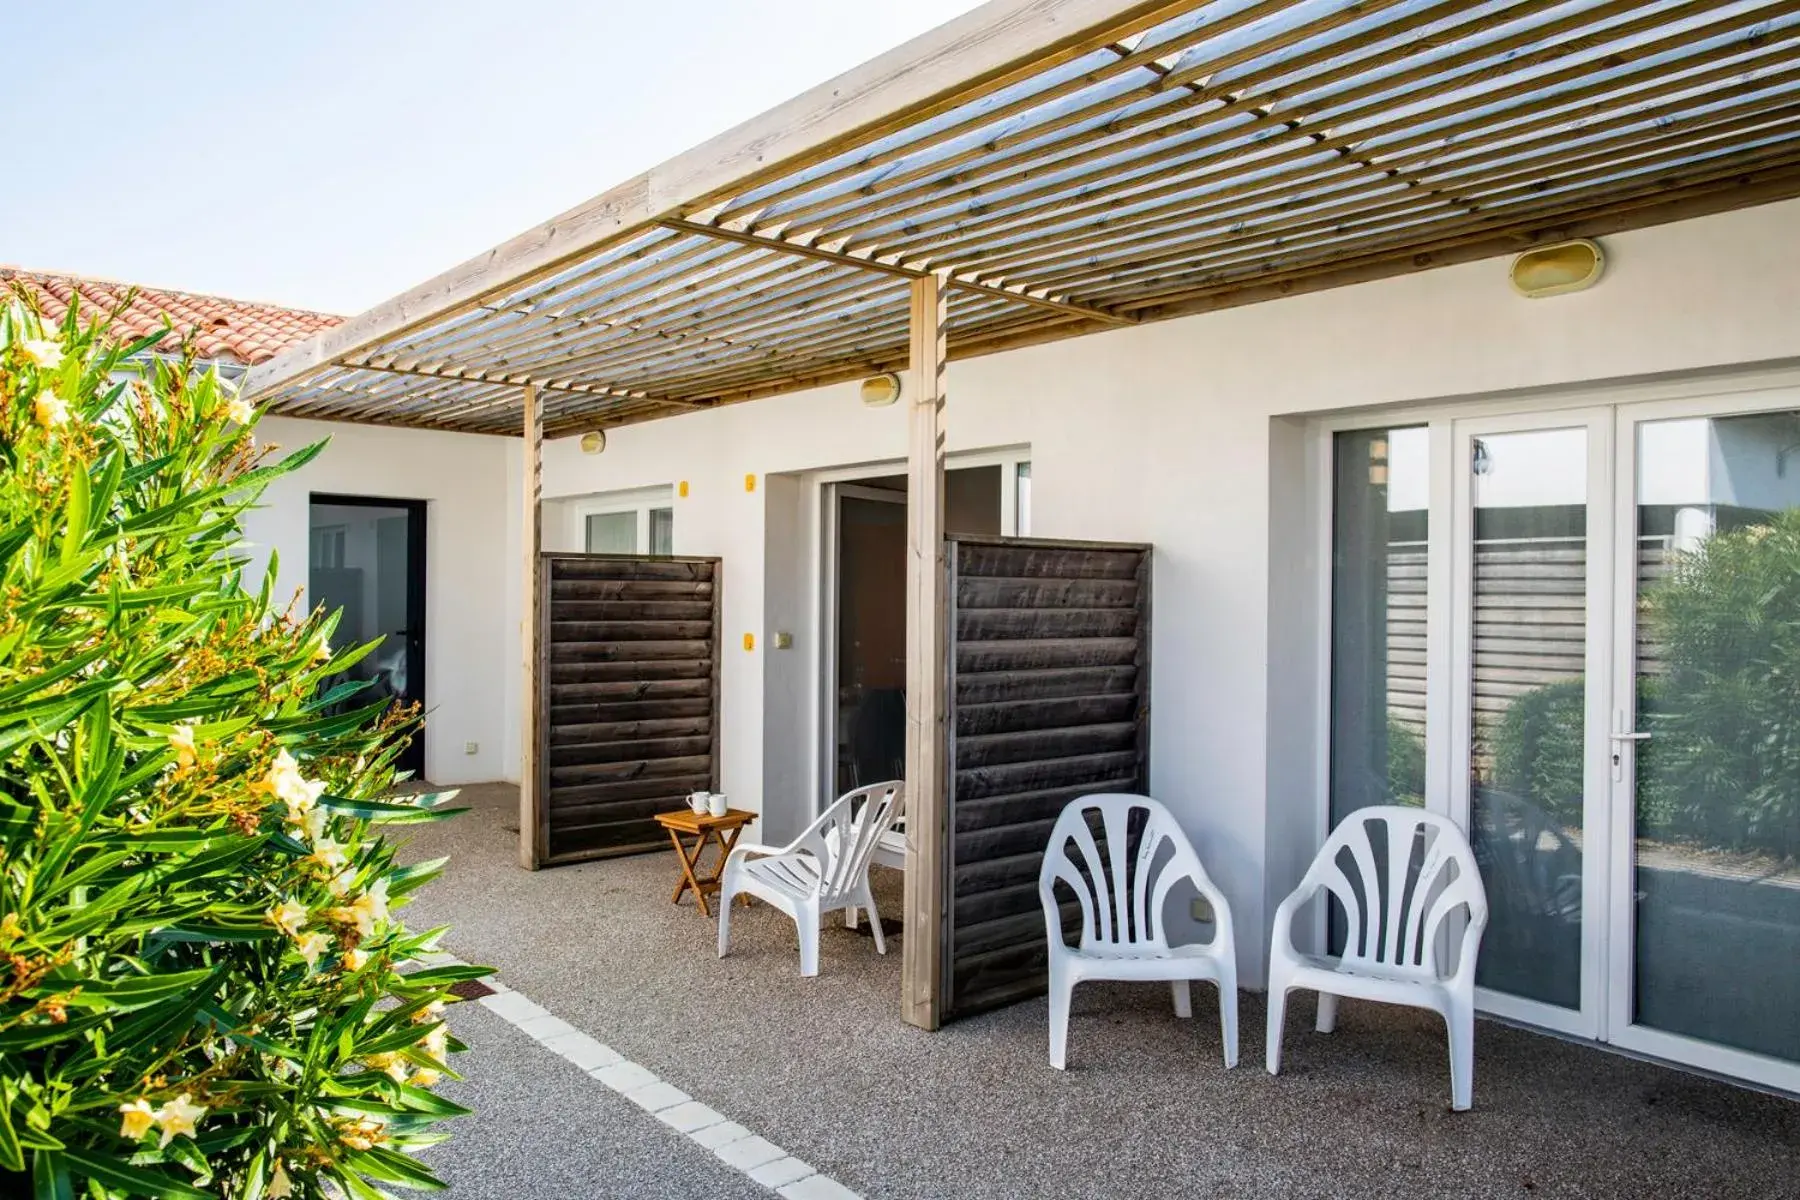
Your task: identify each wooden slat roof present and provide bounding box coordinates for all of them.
[246,0,1800,436]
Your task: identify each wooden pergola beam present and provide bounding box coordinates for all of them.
[658,217,1136,328]
[520,384,545,870]
[901,273,949,1031]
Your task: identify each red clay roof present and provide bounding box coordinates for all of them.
[1,267,341,366]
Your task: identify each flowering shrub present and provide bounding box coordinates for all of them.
[0,298,483,1197]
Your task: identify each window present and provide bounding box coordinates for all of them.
[1015,462,1032,536]
[574,488,677,555]
[1328,427,1428,824]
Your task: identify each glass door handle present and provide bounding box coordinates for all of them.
[1610,731,1652,742]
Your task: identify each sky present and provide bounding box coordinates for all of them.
[3,0,984,315]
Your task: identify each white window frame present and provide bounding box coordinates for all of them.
[567,485,676,555]
[1305,363,1800,1089]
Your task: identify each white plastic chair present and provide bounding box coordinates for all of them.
[1266,805,1490,1110]
[716,781,903,976]
[1038,794,1238,1069]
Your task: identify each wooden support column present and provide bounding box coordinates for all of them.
[901,273,948,1030]
[519,384,544,869]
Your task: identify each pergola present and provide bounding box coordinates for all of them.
[246,0,1800,1028]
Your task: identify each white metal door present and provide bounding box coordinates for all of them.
[1605,392,1800,1094]
[1449,410,1613,1040]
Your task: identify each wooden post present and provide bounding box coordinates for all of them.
[519,384,543,870]
[901,273,948,1030]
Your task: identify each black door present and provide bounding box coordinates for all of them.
[309,495,428,780]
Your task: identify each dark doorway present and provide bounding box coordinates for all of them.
[832,465,1002,795]
[309,495,428,780]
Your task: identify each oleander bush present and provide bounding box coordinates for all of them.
[0,296,483,1198]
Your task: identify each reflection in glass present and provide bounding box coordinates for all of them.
[649,506,674,556]
[1632,411,1800,1063]
[585,511,637,554]
[1467,428,1586,1010]
[1327,429,1427,956]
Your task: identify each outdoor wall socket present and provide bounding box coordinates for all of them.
[463,741,479,756]
[1190,896,1215,924]
[772,631,793,650]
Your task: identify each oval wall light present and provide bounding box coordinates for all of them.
[579,430,607,455]
[859,372,902,408]
[1510,239,1605,299]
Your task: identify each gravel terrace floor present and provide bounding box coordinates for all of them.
[405,783,1800,1200]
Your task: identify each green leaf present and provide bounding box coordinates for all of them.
[58,1145,211,1200]
[59,457,92,567]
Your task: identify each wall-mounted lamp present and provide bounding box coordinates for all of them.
[1510,239,1605,299]
[859,372,902,408]
[579,430,607,455]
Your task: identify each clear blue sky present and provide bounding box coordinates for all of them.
[4,1,983,314]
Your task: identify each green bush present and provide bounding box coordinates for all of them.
[1641,511,1800,858]
[1491,677,1586,828]
[0,298,483,1197]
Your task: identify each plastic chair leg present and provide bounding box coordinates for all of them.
[1316,992,1339,1034]
[716,882,735,959]
[1447,995,1475,1111]
[1048,963,1073,1070]
[862,889,886,955]
[1266,983,1289,1076]
[1219,980,1239,1069]
[1171,979,1192,1018]
[798,909,820,977]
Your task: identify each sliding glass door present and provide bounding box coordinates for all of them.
[1329,391,1800,1090]
[1607,398,1800,1093]
[1449,412,1611,1039]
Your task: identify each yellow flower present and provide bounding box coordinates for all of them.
[225,395,255,425]
[0,912,22,946]
[326,868,355,899]
[343,947,368,971]
[267,1161,294,1199]
[152,1093,205,1148]
[311,632,333,663]
[269,899,308,938]
[118,1098,155,1140]
[295,931,331,968]
[409,1068,441,1088]
[167,723,197,770]
[331,880,390,938]
[308,837,348,872]
[20,339,63,369]
[254,749,325,811]
[288,802,329,843]
[411,998,445,1025]
[33,391,68,428]
[420,1024,449,1066]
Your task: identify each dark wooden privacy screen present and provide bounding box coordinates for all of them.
[942,535,1151,1020]
[537,553,721,866]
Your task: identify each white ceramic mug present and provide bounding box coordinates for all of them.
[687,790,710,814]
[707,793,728,818]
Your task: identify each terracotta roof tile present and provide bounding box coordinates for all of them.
[1,267,340,366]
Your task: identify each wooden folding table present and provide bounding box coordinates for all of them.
[653,807,756,917]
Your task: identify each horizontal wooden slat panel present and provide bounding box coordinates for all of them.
[957,576,1139,609]
[956,665,1137,704]
[551,639,714,663]
[550,578,715,600]
[957,637,1139,672]
[945,536,1150,1020]
[540,553,720,864]
[548,716,711,745]
[549,620,715,641]
[552,558,716,583]
[956,607,1139,640]
[955,693,1138,736]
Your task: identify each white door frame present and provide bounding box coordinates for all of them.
[808,448,1031,815]
[1446,407,1615,1041]
[1605,386,1800,1095]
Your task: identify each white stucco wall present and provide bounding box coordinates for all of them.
[241,416,513,786]
[255,197,1800,984]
